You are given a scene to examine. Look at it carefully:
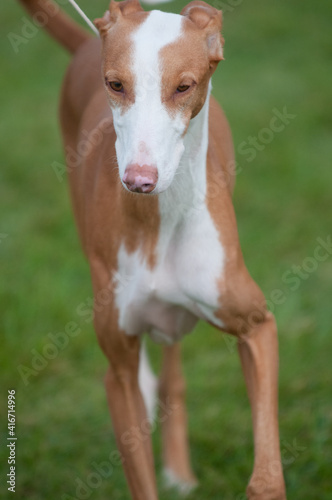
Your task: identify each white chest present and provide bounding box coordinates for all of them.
[114,200,225,344]
[114,86,225,344]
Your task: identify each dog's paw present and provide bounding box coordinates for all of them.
[246,474,286,500]
[162,467,198,497]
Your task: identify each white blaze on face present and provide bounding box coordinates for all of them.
[112,11,187,193]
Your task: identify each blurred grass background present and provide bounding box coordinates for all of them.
[0,0,331,498]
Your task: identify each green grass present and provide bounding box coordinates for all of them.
[1,0,331,498]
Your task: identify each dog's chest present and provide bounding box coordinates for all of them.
[114,201,225,344]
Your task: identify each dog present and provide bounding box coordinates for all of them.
[18,1,287,498]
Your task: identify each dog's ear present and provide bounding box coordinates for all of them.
[114,0,144,17]
[95,0,143,37]
[94,10,113,37]
[181,1,224,66]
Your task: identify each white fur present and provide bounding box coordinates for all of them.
[114,243,198,342]
[111,10,225,340]
[114,93,225,342]
[138,342,157,422]
[112,11,187,193]
[163,467,197,496]
[157,84,224,329]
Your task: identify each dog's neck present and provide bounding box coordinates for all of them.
[159,82,211,221]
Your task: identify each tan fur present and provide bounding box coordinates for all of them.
[18,0,90,53]
[17,1,286,498]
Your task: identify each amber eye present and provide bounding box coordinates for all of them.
[176,84,190,93]
[106,80,124,93]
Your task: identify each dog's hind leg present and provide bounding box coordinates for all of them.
[159,344,197,495]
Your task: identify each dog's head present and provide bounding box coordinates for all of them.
[95,0,224,194]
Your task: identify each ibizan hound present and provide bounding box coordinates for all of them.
[18,1,287,498]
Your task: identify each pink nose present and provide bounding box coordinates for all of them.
[122,164,158,194]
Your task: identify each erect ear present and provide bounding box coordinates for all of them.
[95,0,143,37]
[181,1,224,66]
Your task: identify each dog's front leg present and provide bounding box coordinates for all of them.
[237,313,286,500]
[92,272,158,500]
[104,356,158,500]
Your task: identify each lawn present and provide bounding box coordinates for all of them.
[0,0,331,499]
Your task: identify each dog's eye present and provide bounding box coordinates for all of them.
[106,80,124,93]
[176,85,190,93]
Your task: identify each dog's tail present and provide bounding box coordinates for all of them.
[18,0,90,54]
